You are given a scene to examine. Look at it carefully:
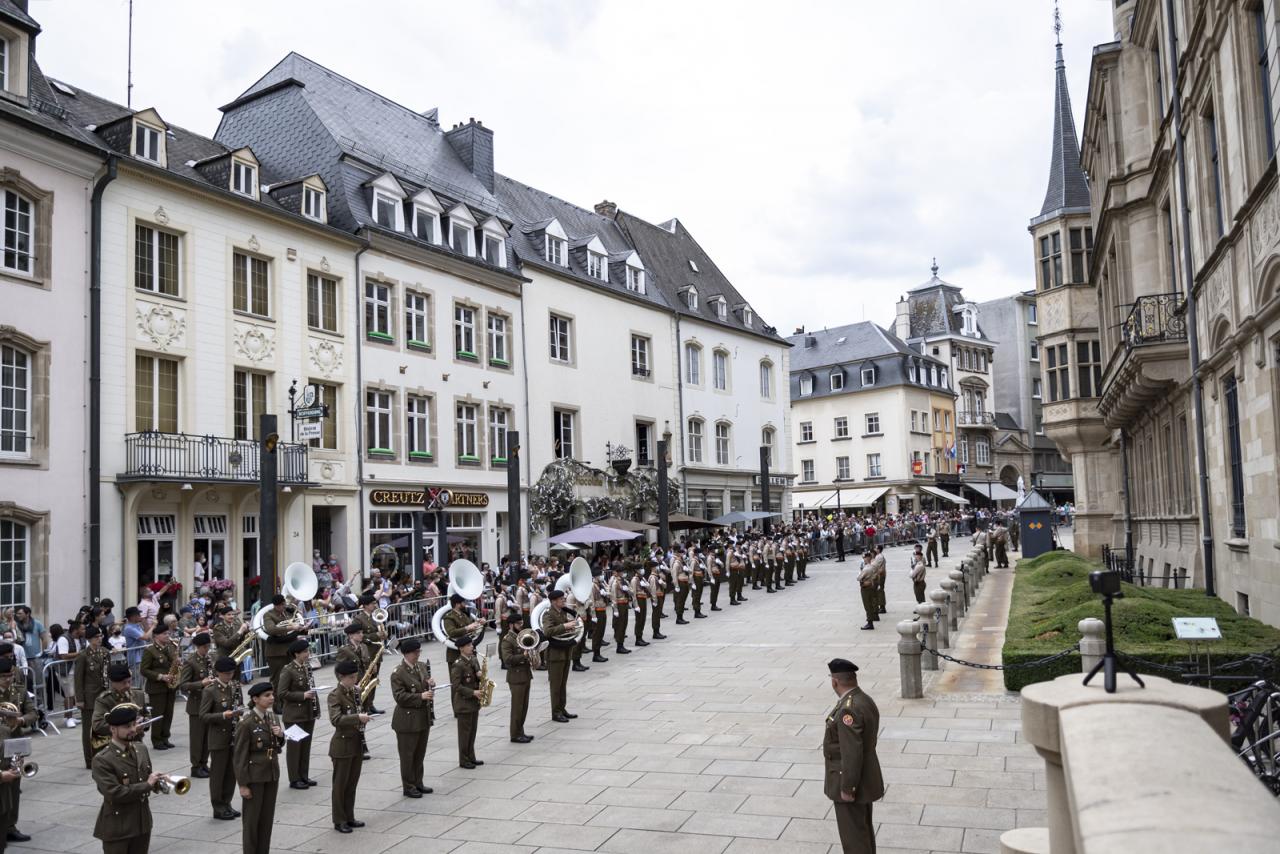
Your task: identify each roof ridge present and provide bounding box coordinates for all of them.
[494,173,617,229]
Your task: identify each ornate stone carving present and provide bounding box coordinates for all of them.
[1251,189,1280,263]
[151,489,167,501]
[320,462,335,481]
[320,256,331,273]
[135,302,186,351]
[308,338,343,378]
[154,206,170,225]
[248,234,260,252]
[234,323,275,363]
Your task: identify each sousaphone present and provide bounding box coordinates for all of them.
[534,556,590,647]
[252,562,318,639]
[430,558,487,650]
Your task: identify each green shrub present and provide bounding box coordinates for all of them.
[1001,552,1280,692]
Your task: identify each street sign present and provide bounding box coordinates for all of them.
[1172,617,1221,640]
[297,420,322,440]
[300,384,319,408]
[295,405,328,420]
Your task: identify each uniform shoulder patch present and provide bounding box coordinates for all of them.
[841,712,855,726]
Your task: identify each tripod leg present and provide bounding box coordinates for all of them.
[1083,656,1106,687]
[1104,655,1116,694]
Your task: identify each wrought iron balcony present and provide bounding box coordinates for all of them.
[957,411,996,426]
[1122,292,1187,348]
[121,431,310,484]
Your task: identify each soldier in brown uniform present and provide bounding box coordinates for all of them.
[690,550,708,616]
[441,594,482,670]
[389,638,435,798]
[0,715,21,844]
[328,659,369,833]
[544,589,580,721]
[708,549,725,610]
[91,665,147,757]
[858,554,878,631]
[589,569,609,662]
[233,682,284,854]
[350,595,386,712]
[871,546,888,616]
[139,623,179,750]
[449,636,484,768]
[608,569,631,655]
[210,607,246,661]
[260,595,306,685]
[911,546,928,604]
[632,564,650,647]
[567,580,590,673]
[179,632,215,777]
[648,564,668,639]
[500,613,533,743]
[822,658,884,854]
[0,660,32,844]
[334,624,372,760]
[275,639,319,789]
[672,551,691,624]
[91,704,163,854]
[74,625,113,768]
[200,657,243,820]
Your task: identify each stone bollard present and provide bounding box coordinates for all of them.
[961,559,976,598]
[949,569,968,613]
[1078,618,1105,674]
[940,580,959,632]
[930,589,950,648]
[897,620,924,699]
[915,604,939,671]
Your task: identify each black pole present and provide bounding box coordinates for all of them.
[760,446,772,536]
[507,431,522,563]
[412,511,424,581]
[88,156,116,604]
[657,439,670,549]
[258,414,279,608]
[1120,430,1134,575]
[438,508,450,567]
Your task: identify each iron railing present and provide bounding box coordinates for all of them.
[122,430,309,483]
[1122,292,1187,347]
[958,411,996,426]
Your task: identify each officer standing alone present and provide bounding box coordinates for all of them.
[233,682,284,854]
[822,658,884,854]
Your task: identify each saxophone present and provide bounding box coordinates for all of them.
[358,642,385,694]
[478,655,495,708]
[166,641,181,689]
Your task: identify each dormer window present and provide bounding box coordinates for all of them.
[685,287,698,310]
[627,266,644,293]
[861,367,876,386]
[447,205,477,257]
[908,361,918,383]
[480,217,507,268]
[303,186,325,222]
[587,251,605,280]
[742,307,754,326]
[231,160,256,197]
[374,192,399,229]
[712,298,727,320]
[134,122,161,163]
[830,372,845,392]
[799,376,813,396]
[414,207,437,243]
[545,234,566,265]
[961,306,977,336]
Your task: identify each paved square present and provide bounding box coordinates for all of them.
[13,542,1043,854]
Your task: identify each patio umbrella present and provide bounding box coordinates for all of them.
[591,516,657,533]
[709,510,781,525]
[547,523,642,545]
[648,512,725,530]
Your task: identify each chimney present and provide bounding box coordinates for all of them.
[894,297,911,341]
[594,200,617,218]
[793,325,805,335]
[804,335,817,349]
[445,118,494,193]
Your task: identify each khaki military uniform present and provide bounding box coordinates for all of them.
[441,607,474,670]
[0,720,16,841]
[334,642,372,756]
[74,643,112,768]
[939,518,951,557]
[260,607,300,684]
[544,605,575,717]
[590,578,608,657]
[91,739,154,854]
[232,708,283,854]
[870,552,887,616]
[690,556,707,614]
[351,609,385,707]
[449,655,481,765]
[178,650,214,771]
[211,619,243,661]
[91,687,148,750]
[911,554,928,603]
[672,558,690,621]
[390,660,433,791]
[0,684,31,836]
[632,572,648,644]
[327,684,364,827]
[649,570,665,636]
[858,560,878,626]
[200,678,243,816]
[608,576,630,650]
[500,629,531,739]
[823,687,885,854]
[275,660,318,784]
[139,641,179,747]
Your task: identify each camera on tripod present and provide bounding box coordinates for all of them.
[1089,570,1121,597]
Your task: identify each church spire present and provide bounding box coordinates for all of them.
[1038,3,1091,217]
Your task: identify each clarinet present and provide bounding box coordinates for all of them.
[304,661,320,719]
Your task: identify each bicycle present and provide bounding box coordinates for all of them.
[1227,675,1280,796]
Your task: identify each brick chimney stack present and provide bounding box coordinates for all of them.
[445,118,495,193]
[594,200,617,218]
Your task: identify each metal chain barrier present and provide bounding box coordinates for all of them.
[921,641,1080,671]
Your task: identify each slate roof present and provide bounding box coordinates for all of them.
[0,0,38,32]
[494,175,669,308]
[903,262,987,340]
[1039,43,1091,218]
[614,212,785,344]
[994,411,1021,431]
[786,322,951,402]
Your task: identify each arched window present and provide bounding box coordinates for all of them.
[761,426,775,467]
[686,418,704,463]
[759,360,773,399]
[684,342,702,385]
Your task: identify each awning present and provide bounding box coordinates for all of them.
[920,485,970,505]
[964,481,1019,502]
[790,491,836,511]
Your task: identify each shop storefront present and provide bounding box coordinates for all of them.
[364,486,505,576]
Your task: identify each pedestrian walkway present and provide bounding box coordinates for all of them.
[13,539,1045,854]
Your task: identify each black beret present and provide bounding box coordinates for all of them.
[399,638,421,653]
[272,594,287,606]
[152,622,170,636]
[828,658,859,675]
[288,639,310,655]
[0,660,12,674]
[455,635,475,649]
[215,657,236,673]
[85,625,102,639]
[344,624,363,635]
[193,633,211,646]
[335,659,359,676]
[507,610,524,623]
[106,705,139,726]
[548,589,565,600]
[108,663,132,681]
[247,681,274,698]
[125,606,141,618]
[449,593,464,606]
[358,594,376,606]
[590,567,602,577]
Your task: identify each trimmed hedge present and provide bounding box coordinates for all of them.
[1001,551,1280,692]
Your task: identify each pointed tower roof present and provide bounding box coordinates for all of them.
[1038,39,1091,218]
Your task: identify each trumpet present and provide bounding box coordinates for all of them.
[2,734,37,779]
[371,607,389,624]
[156,774,190,795]
[515,628,545,669]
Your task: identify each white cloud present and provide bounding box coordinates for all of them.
[32,0,1114,333]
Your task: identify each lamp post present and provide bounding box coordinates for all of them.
[258,414,279,608]
[657,435,671,550]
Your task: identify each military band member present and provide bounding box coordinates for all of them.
[925,525,939,568]
[749,548,764,593]
[1009,515,1021,551]
[74,625,112,769]
[92,665,148,756]
[334,624,372,760]
[727,549,744,606]
[234,683,283,854]
[494,587,510,646]
[765,539,780,592]
[0,660,32,844]
[609,569,631,655]
[672,551,691,624]
[261,595,306,684]
[390,638,435,798]
[568,581,590,673]
[201,657,243,820]
[708,550,725,610]
[939,515,951,557]
[823,658,884,854]
[911,546,928,604]
[211,607,246,661]
[632,564,650,647]
[648,564,667,639]
[858,553,878,631]
[544,589,580,722]
[798,542,809,580]
[449,636,484,768]
[514,576,532,625]
[275,639,319,789]
[782,544,795,587]
[442,594,482,670]
[328,660,369,833]
[0,711,21,845]
[590,569,609,663]
[180,632,215,777]
[351,595,386,712]
[871,546,888,616]
[92,704,162,854]
[139,623,178,750]
[690,550,707,617]
[500,612,533,743]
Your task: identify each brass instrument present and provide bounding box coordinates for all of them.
[515,628,545,669]
[229,630,255,664]
[478,655,495,708]
[1,733,37,779]
[359,677,379,707]
[156,774,190,795]
[371,607,389,625]
[165,641,181,688]
[358,642,385,694]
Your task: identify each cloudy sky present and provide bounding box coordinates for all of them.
[33,0,1115,333]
